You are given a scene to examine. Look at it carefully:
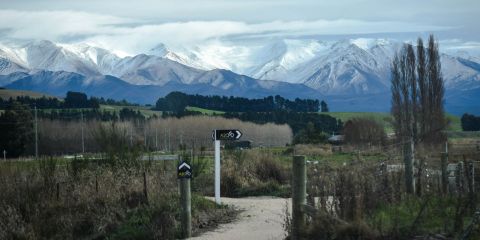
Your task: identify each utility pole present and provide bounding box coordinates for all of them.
[180,130,184,146]
[144,126,147,148]
[34,105,38,160]
[81,112,85,154]
[130,126,133,146]
[155,128,158,151]
[3,150,6,161]
[164,128,167,152]
[168,128,171,152]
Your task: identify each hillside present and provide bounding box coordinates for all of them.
[0,88,57,99]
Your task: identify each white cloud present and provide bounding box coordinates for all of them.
[0,10,130,41]
[0,9,454,54]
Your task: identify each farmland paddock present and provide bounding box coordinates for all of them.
[289,140,480,239]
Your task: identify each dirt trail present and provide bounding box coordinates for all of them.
[190,197,291,240]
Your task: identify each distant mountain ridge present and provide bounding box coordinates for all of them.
[1,70,321,104]
[0,39,479,114]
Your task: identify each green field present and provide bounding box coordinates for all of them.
[100,104,161,118]
[186,106,225,115]
[0,88,57,99]
[321,112,394,133]
[321,111,462,133]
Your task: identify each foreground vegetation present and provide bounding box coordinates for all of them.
[0,125,238,239]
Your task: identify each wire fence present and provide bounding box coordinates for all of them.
[302,141,480,238]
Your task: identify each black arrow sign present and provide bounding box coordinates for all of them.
[212,129,242,141]
[177,161,192,179]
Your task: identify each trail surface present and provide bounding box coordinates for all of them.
[190,196,290,240]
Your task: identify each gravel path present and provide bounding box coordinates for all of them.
[190,197,291,240]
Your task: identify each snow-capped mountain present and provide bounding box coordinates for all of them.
[156,38,479,95]
[1,39,479,94]
[0,38,479,114]
[1,70,320,104]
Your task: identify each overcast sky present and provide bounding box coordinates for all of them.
[1,0,479,54]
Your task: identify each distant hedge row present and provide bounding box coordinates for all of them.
[155,91,328,113]
[461,113,480,131]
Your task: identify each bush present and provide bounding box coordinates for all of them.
[461,113,480,131]
[93,122,143,171]
[304,214,378,240]
[220,149,290,197]
[343,118,386,146]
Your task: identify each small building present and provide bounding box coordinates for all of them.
[328,135,344,145]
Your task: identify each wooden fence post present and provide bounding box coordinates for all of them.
[292,155,306,240]
[143,171,149,204]
[441,152,448,195]
[56,182,60,201]
[457,161,465,194]
[180,178,191,238]
[95,175,99,193]
[469,162,475,194]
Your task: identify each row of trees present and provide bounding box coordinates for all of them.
[461,113,480,131]
[223,111,342,143]
[91,97,139,107]
[0,91,100,109]
[155,92,328,113]
[0,102,33,157]
[0,102,149,157]
[2,114,293,157]
[37,108,147,122]
[343,118,386,146]
[0,91,141,110]
[391,35,445,194]
[391,35,445,146]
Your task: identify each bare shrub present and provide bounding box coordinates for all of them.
[93,122,143,171]
[36,116,292,155]
[343,118,386,147]
[221,149,289,197]
[147,116,293,151]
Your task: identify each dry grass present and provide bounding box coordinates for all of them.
[220,149,290,197]
[294,144,332,157]
[0,158,176,239]
[299,147,480,239]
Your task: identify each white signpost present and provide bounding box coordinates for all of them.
[212,129,242,204]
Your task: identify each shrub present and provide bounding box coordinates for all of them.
[343,118,386,147]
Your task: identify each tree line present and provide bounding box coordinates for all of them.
[37,108,147,122]
[223,111,342,144]
[391,35,445,146]
[0,102,149,157]
[0,91,139,110]
[155,91,328,113]
[461,113,480,131]
[0,91,98,109]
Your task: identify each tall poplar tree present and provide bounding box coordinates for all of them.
[390,35,445,194]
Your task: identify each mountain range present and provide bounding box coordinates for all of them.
[0,39,479,115]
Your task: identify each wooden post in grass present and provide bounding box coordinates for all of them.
[143,171,149,204]
[178,161,192,238]
[468,162,475,194]
[179,178,191,238]
[292,155,306,240]
[95,176,99,193]
[56,182,60,201]
[441,143,448,195]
